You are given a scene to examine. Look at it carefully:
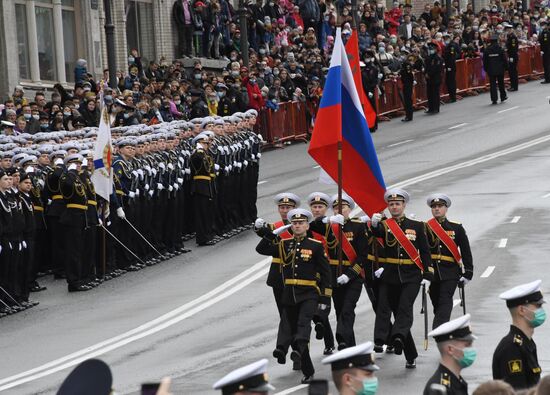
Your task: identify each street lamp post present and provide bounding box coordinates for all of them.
[103,0,118,90]
[238,0,249,67]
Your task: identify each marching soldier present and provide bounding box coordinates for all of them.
[423,314,477,395]
[493,280,545,390]
[328,194,368,350]
[504,23,519,92]
[213,359,274,394]
[371,189,433,368]
[322,342,380,395]
[256,208,332,383]
[425,193,473,328]
[424,42,443,114]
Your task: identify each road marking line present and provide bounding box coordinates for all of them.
[497,106,519,114]
[6,132,550,390]
[388,139,414,147]
[313,165,320,169]
[510,216,521,223]
[453,299,461,307]
[275,384,309,395]
[498,238,508,248]
[258,180,268,185]
[481,266,496,278]
[542,192,550,198]
[449,123,468,130]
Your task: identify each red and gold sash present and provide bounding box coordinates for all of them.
[385,218,424,271]
[426,218,462,264]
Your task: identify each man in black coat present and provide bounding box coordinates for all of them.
[483,34,508,104]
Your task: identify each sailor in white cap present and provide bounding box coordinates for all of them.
[327,193,368,351]
[322,341,380,395]
[306,191,336,355]
[254,193,302,371]
[256,208,332,383]
[423,314,476,395]
[213,359,275,394]
[425,193,473,329]
[370,188,433,369]
[492,280,545,390]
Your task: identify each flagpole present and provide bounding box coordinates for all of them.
[337,140,343,277]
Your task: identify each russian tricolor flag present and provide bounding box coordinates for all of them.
[308,29,386,215]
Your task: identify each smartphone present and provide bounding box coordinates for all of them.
[141,382,160,395]
[308,379,329,395]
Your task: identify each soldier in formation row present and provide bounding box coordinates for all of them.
[0,109,262,317]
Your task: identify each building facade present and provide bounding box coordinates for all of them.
[0,0,177,100]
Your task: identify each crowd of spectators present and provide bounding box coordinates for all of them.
[0,0,549,133]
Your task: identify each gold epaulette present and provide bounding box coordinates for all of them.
[440,372,451,387]
[350,218,363,223]
[308,237,322,243]
[449,220,462,225]
[513,334,523,346]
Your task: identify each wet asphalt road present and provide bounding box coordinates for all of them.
[1,81,550,395]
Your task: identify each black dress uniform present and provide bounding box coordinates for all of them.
[493,325,541,389]
[372,205,433,363]
[256,211,332,382]
[483,36,508,104]
[423,364,468,395]
[506,31,519,91]
[424,44,443,114]
[539,24,550,83]
[443,39,461,102]
[427,217,473,328]
[190,137,215,245]
[400,59,415,121]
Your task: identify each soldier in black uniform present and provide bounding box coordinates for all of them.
[216,83,238,116]
[504,23,519,91]
[256,208,332,384]
[443,34,461,102]
[189,89,209,119]
[371,188,433,369]
[483,34,508,105]
[539,21,550,84]
[423,314,476,395]
[424,42,443,114]
[400,54,416,122]
[425,193,473,329]
[493,280,545,390]
[327,194,368,350]
[361,51,381,132]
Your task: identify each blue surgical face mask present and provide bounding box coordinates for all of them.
[23,113,31,120]
[352,376,378,395]
[526,307,546,328]
[123,113,130,119]
[63,111,71,117]
[40,123,49,129]
[453,346,477,368]
[32,114,40,120]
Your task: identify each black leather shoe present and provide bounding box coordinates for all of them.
[273,348,286,364]
[197,240,216,246]
[392,338,404,355]
[301,375,314,384]
[385,345,394,354]
[406,359,417,369]
[314,322,324,340]
[541,81,550,84]
[180,248,191,254]
[337,342,347,351]
[126,265,140,271]
[374,344,384,353]
[492,101,498,105]
[508,88,518,91]
[401,117,412,122]
[323,347,334,355]
[501,96,508,102]
[68,285,92,292]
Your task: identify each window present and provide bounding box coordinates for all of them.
[62,10,77,82]
[126,0,155,66]
[35,6,57,81]
[15,4,30,80]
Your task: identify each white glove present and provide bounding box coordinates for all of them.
[360,215,371,223]
[0,245,2,254]
[413,80,418,85]
[8,242,12,250]
[330,214,345,226]
[128,191,136,198]
[22,240,27,249]
[421,279,431,289]
[178,157,185,165]
[135,189,140,196]
[132,170,139,178]
[137,169,144,179]
[173,183,179,191]
[68,163,78,171]
[447,68,452,71]
[243,160,248,166]
[378,73,383,79]
[371,213,383,227]
[26,166,35,173]
[177,177,183,184]
[214,164,220,171]
[254,218,266,229]
[148,190,154,197]
[144,184,150,191]
[38,179,45,188]
[168,185,174,192]
[116,207,126,219]
[374,267,384,278]
[54,158,63,166]
[168,163,174,170]
[368,92,373,98]
[151,168,158,176]
[459,276,470,285]
[233,161,237,167]
[509,58,514,63]
[251,154,256,160]
[98,218,103,226]
[158,162,166,170]
[157,183,164,190]
[322,216,328,224]
[185,168,191,175]
[257,153,262,158]
[18,242,22,251]
[318,304,329,311]
[273,224,291,236]
[337,274,350,285]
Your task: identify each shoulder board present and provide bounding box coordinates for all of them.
[449,220,462,225]
[350,218,364,223]
[440,372,451,387]
[407,217,423,224]
[308,237,323,244]
[513,334,523,346]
